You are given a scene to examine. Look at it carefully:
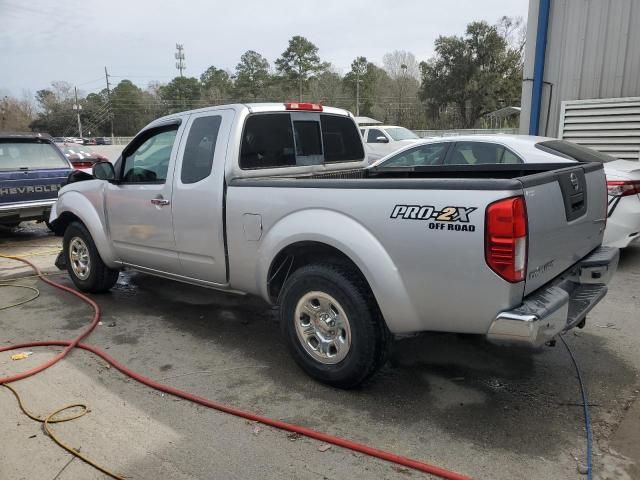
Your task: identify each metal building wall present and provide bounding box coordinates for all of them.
[520,0,640,138]
[559,97,640,160]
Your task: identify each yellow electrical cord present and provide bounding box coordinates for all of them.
[0,284,40,310]
[1,384,125,480]
[0,259,124,480]
[1,249,62,258]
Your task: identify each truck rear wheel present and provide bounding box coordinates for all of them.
[63,222,119,293]
[279,263,390,389]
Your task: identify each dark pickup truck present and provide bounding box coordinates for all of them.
[0,133,72,228]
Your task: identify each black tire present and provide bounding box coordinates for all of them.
[279,263,391,389]
[63,222,119,293]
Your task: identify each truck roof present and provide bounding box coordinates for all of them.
[148,103,353,128]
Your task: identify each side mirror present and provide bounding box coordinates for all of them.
[376,136,389,143]
[92,160,115,181]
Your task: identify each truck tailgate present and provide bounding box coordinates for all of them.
[522,163,607,295]
[0,168,69,205]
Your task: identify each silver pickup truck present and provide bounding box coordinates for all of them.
[49,103,619,388]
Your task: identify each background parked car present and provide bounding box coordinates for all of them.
[58,143,108,173]
[370,135,640,249]
[95,136,112,145]
[0,133,72,229]
[359,125,422,163]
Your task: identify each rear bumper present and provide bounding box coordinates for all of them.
[0,199,57,223]
[487,246,619,347]
[603,195,640,248]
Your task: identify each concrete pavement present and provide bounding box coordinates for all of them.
[1,223,639,479]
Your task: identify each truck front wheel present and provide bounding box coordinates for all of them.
[279,263,390,389]
[63,222,119,293]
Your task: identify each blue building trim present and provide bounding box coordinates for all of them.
[529,0,551,135]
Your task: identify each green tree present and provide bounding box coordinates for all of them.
[383,50,420,125]
[234,50,270,100]
[30,83,76,135]
[343,57,388,117]
[0,95,35,131]
[81,91,111,136]
[419,20,523,128]
[159,77,201,112]
[308,68,344,107]
[200,66,232,104]
[275,36,327,100]
[110,80,147,135]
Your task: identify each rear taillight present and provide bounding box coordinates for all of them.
[71,161,94,169]
[485,196,528,283]
[284,102,323,111]
[607,180,640,197]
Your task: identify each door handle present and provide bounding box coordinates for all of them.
[150,197,170,206]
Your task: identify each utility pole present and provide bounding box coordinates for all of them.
[356,68,360,117]
[104,66,114,142]
[73,86,83,138]
[398,63,408,125]
[175,44,186,77]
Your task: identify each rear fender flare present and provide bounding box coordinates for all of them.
[256,209,422,333]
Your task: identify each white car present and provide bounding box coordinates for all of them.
[371,135,640,249]
[359,125,422,163]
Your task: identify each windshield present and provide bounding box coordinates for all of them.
[535,140,615,163]
[385,127,419,141]
[0,140,69,170]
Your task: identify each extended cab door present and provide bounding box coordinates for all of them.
[105,120,184,273]
[171,109,235,284]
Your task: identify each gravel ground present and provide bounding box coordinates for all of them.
[1,223,639,480]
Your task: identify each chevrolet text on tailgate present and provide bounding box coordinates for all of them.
[49,103,619,388]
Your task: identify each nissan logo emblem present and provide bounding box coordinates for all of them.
[570,172,580,191]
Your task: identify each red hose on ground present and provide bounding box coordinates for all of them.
[0,256,472,480]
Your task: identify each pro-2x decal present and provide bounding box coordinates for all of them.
[390,204,477,232]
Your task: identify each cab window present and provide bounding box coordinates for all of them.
[240,114,295,169]
[239,113,364,169]
[121,125,179,183]
[181,115,222,184]
[367,129,386,143]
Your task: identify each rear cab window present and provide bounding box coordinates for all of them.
[0,139,69,171]
[239,112,364,169]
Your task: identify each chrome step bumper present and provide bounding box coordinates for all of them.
[487,246,619,347]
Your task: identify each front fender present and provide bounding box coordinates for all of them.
[52,185,119,268]
[256,209,421,334]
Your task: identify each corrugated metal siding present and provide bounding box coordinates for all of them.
[559,97,640,160]
[520,0,640,138]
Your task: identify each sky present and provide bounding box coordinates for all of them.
[0,0,530,97]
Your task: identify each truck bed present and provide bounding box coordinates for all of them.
[227,159,607,333]
[231,162,600,190]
